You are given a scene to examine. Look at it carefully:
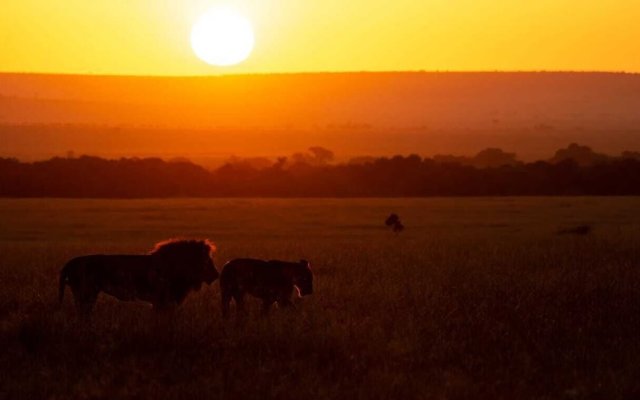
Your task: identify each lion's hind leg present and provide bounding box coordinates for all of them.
[232,292,245,315]
[221,284,245,319]
[221,290,233,319]
[71,289,98,320]
[64,257,101,320]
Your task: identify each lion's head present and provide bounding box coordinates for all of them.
[149,239,219,301]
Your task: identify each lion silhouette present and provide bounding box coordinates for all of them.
[58,239,218,317]
[220,258,313,317]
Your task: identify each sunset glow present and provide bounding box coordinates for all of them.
[2,1,640,75]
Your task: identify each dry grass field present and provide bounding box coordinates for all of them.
[1,198,640,399]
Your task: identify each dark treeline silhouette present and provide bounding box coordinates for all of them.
[2,144,640,197]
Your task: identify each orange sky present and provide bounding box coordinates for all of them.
[2,0,640,75]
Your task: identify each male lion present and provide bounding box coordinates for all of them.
[220,258,313,317]
[59,239,218,317]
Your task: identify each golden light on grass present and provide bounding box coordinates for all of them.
[190,6,255,67]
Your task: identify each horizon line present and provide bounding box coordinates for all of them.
[0,69,638,79]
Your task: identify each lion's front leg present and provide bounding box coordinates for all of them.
[276,298,295,309]
[261,298,275,315]
[276,287,295,310]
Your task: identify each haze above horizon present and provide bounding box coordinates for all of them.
[3,1,640,75]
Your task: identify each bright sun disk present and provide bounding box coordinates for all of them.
[190,7,255,67]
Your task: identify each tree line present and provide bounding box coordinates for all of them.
[1,144,640,197]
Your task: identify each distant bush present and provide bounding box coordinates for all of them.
[1,144,640,197]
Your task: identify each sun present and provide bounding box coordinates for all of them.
[190,7,255,67]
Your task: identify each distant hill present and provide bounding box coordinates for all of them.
[2,71,640,129]
[1,72,639,161]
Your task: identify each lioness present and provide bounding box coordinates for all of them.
[220,258,313,317]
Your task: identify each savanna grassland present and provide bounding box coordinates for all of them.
[1,198,640,399]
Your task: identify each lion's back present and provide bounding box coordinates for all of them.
[62,255,107,282]
[221,258,265,282]
[221,259,290,293]
[63,255,157,294]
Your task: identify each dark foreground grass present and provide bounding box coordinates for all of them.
[1,198,640,399]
